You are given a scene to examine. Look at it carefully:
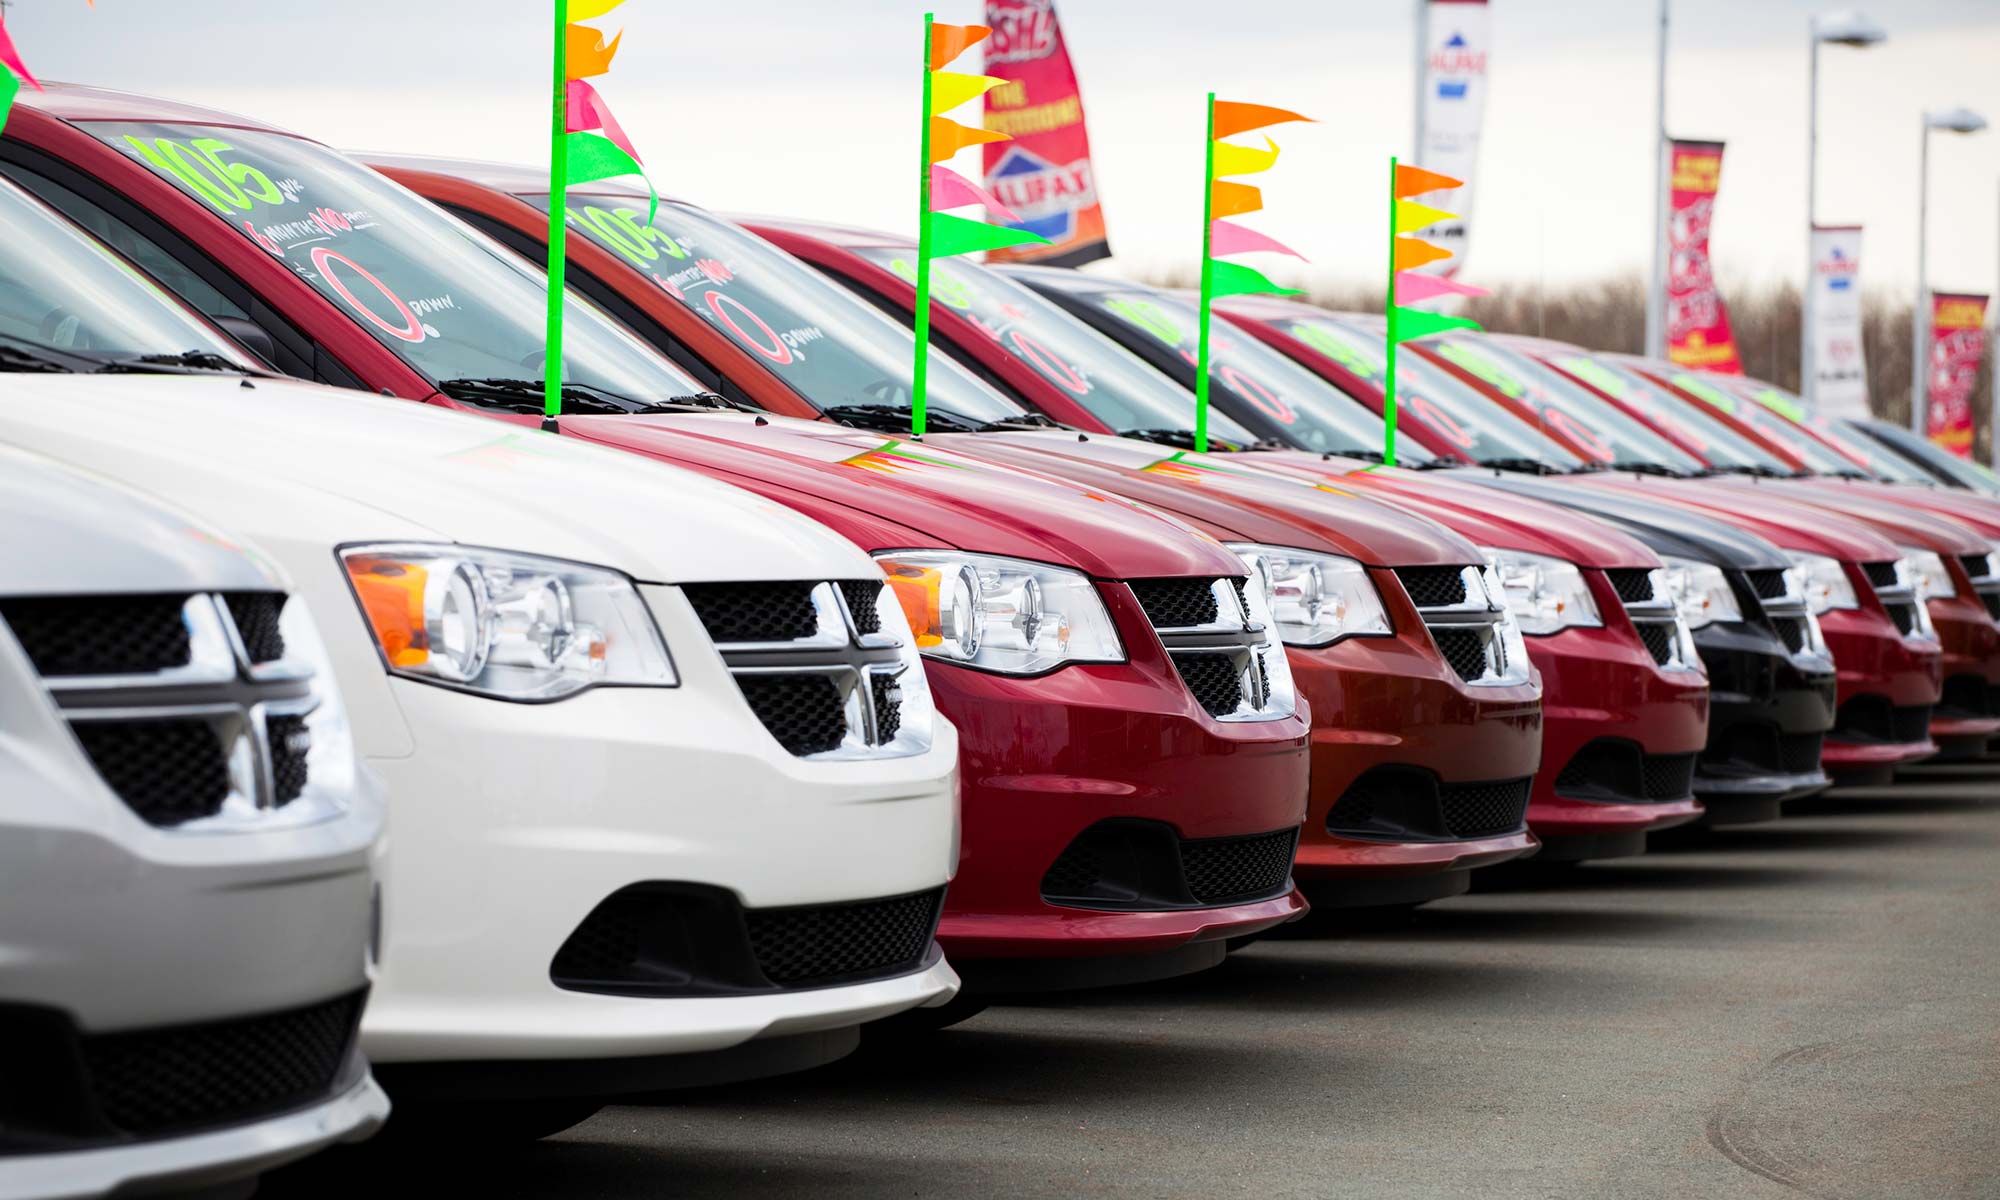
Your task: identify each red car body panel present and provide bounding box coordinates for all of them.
[7,87,1318,986]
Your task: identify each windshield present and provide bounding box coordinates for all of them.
[1713,376,1936,484]
[540,195,1025,427]
[1089,290,1436,462]
[1851,418,2000,493]
[1274,314,1581,468]
[1547,355,1791,473]
[842,246,1259,443]
[1423,337,1705,473]
[87,123,704,403]
[0,175,255,368]
[1663,371,1875,476]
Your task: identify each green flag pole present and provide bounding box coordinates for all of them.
[1194,92,1217,454]
[543,0,569,433]
[911,12,936,440]
[1383,154,1398,468]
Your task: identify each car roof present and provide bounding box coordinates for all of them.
[993,263,1131,294]
[362,150,699,209]
[19,81,307,138]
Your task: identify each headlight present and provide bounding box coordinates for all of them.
[874,550,1123,674]
[1784,552,1858,614]
[1478,547,1602,635]
[340,544,676,701]
[1661,556,1743,629]
[1900,548,1957,600]
[1224,543,1392,647]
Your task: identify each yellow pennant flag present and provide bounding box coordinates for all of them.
[570,0,627,18]
[930,71,1006,115]
[1210,136,1279,179]
[1210,180,1263,220]
[1394,199,1458,233]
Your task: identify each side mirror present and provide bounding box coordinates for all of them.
[212,316,278,368]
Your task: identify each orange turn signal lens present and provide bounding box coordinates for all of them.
[345,556,430,667]
[884,566,944,648]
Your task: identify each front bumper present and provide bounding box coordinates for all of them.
[1692,620,1838,821]
[1819,606,1942,779]
[1930,597,2000,758]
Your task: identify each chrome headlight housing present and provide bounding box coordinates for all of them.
[873,550,1124,675]
[1900,548,1957,600]
[340,544,676,702]
[1661,556,1743,629]
[1224,543,1392,647]
[1478,547,1602,635]
[1784,552,1859,614]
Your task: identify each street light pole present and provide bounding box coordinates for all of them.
[1803,12,1887,407]
[1413,0,1427,162]
[1644,0,1668,361]
[1910,107,1989,435]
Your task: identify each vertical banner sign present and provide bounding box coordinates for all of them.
[1193,98,1314,451]
[0,12,44,136]
[912,14,1050,437]
[1924,292,1990,459]
[545,0,655,428]
[1805,225,1869,419]
[1665,140,1743,374]
[1412,0,1489,280]
[1381,161,1484,464]
[980,0,1108,266]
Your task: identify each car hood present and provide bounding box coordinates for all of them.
[1466,474,1792,569]
[0,376,878,584]
[1772,479,1998,551]
[1569,475,1902,564]
[925,431,1483,568]
[558,413,1248,579]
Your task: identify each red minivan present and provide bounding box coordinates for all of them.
[1,85,1316,1021]
[365,161,1555,902]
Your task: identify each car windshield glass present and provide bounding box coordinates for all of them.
[1091,290,1436,462]
[845,246,1259,443]
[1550,355,1788,472]
[1667,372,1874,476]
[1853,418,2000,493]
[1275,314,1581,467]
[87,123,704,401]
[0,175,254,367]
[537,195,1025,425]
[1425,337,1705,472]
[1722,378,1936,484]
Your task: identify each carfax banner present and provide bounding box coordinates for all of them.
[980,0,1109,266]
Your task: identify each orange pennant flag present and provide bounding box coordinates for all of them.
[929,22,991,71]
[1394,163,1461,198]
[1210,180,1263,220]
[930,115,1010,162]
[566,23,622,80]
[1393,237,1452,272]
[1212,100,1313,140]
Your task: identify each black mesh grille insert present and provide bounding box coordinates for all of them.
[1772,616,1808,654]
[1941,674,1992,718]
[737,674,847,756]
[1745,569,1790,600]
[837,581,883,635]
[0,594,191,677]
[1174,652,1244,717]
[1834,697,1934,745]
[1431,627,1489,682]
[1130,578,1220,628]
[1605,568,1657,604]
[1959,554,1993,581]
[1862,561,1900,589]
[1982,592,2000,621]
[745,889,942,988]
[223,592,286,663]
[1886,602,1919,636]
[1642,752,1697,800]
[1179,828,1298,904]
[684,582,818,643]
[77,992,362,1137]
[1395,566,1468,608]
[266,713,310,806]
[1635,621,1676,665]
[1895,704,1934,743]
[71,719,230,827]
[1438,778,1532,838]
[1780,732,1824,774]
[870,673,902,742]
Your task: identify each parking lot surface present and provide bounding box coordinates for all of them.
[271,767,2000,1199]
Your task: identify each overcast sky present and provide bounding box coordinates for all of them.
[11,0,2000,298]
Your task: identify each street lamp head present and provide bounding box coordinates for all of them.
[1924,107,1988,134]
[1813,10,1888,47]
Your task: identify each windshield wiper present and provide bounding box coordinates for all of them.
[1479,456,1564,475]
[976,412,1067,432]
[97,349,247,375]
[820,403,983,434]
[0,343,77,373]
[436,377,730,417]
[1609,460,1688,478]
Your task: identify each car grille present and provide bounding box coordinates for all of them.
[1832,697,1933,745]
[1394,566,1469,607]
[1983,592,2000,621]
[1394,565,1520,686]
[1771,616,1808,654]
[1604,568,1658,604]
[1326,767,1530,842]
[685,579,919,759]
[746,890,944,988]
[1861,561,1901,589]
[1940,674,1994,718]
[1129,578,1222,628]
[1884,601,1920,636]
[1959,553,1995,581]
[2,591,323,828]
[1636,621,1676,665]
[1439,778,1534,838]
[1642,752,1698,800]
[1131,577,1291,721]
[1555,740,1697,804]
[1039,820,1296,910]
[1745,569,1791,600]
[1431,626,1491,682]
[1780,731,1825,774]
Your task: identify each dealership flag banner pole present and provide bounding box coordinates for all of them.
[1382,160,1485,465]
[545,0,655,431]
[979,0,1108,266]
[1664,139,1744,374]
[1924,292,1989,458]
[0,10,42,136]
[1410,0,1489,288]
[912,13,1050,438]
[1805,225,1869,419]
[1193,97,1314,452]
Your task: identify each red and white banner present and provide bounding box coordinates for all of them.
[1665,140,1743,374]
[1806,225,1868,418]
[1412,0,1489,279]
[1925,292,1989,458]
[980,0,1108,266]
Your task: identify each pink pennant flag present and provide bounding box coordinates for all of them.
[0,19,43,91]
[565,78,641,164]
[930,164,1020,223]
[1210,219,1306,261]
[1395,270,1488,304]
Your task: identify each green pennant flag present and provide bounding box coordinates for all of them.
[1390,304,1481,343]
[1207,257,1303,299]
[566,131,656,223]
[0,70,19,137]
[926,210,1051,259]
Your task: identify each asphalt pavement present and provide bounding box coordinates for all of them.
[268,766,2000,1199]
